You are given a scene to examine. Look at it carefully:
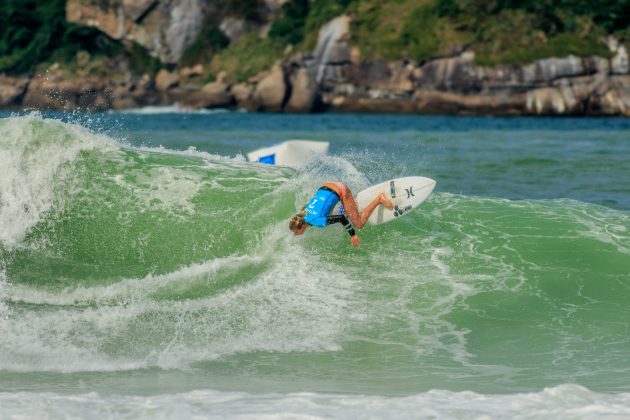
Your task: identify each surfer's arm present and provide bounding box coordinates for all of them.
[326,214,359,247]
[327,214,356,236]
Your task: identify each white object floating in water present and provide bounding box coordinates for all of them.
[246,140,329,168]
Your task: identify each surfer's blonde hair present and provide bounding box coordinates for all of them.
[289,213,305,231]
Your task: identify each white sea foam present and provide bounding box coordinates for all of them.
[114,105,230,115]
[111,163,205,215]
[6,255,259,306]
[1,384,629,419]
[0,268,8,319]
[568,199,630,255]
[0,114,116,248]
[0,224,355,372]
[127,144,245,163]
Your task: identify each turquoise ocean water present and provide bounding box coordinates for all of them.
[1,110,629,418]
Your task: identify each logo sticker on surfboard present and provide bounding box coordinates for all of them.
[393,205,413,218]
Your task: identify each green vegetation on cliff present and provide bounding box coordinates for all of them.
[269,0,354,48]
[1,0,80,73]
[269,0,310,45]
[351,1,464,62]
[0,0,161,75]
[348,0,621,64]
[435,0,618,65]
[209,34,284,83]
[258,0,625,65]
[180,25,230,68]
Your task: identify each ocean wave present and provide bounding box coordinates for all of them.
[1,115,630,393]
[1,384,629,419]
[113,105,232,115]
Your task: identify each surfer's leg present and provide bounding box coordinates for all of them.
[342,189,393,229]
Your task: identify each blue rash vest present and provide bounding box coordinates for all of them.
[303,188,340,227]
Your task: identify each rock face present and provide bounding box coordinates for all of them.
[311,15,352,86]
[0,76,29,107]
[609,37,630,75]
[232,83,257,110]
[286,68,318,112]
[254,64,287,112]
[220,17,247,43]
[198,82,234,108]
[151,74,235,109]
[66,0,204,64]
[22,76,111,111]
[155,69,179,91]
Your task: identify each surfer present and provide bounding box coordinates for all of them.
[289,182,393,248]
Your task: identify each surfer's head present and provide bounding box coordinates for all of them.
[289,213,307,235]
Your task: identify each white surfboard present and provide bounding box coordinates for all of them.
[247,140,329,168]
[355,176,436,225]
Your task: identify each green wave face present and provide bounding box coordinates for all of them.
[1,115,629,394]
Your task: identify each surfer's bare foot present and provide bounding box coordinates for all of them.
[379,193,394,209]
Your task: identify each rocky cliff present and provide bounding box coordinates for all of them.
[65,0,210,64]
[2,4,630,115]
[306,28,630,115]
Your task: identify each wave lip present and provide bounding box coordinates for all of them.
[0,114,116,247]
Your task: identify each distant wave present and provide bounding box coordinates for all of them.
[113,105,233,115]
[1,385,630,419]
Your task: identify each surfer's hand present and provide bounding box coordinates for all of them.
[351,235,360,248]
